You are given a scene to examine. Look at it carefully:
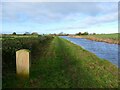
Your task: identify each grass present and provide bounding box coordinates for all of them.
[75,33,119,44]
[3,36,118,88]
[86,33,118,40]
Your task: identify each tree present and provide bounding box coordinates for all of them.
[76,32,82,35]
[12,32,16,35]
[31,32,38,35]
[23,32,30,35]
[59,32,64,35]
[83,32,89,35]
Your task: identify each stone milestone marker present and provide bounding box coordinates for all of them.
[16,49,30,78]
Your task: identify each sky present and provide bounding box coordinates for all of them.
[1,1,119,34]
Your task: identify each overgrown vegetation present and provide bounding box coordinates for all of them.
[76,32,89,35]
[2,35,54,88]
[75,33,120,44]
[2,36,118,88]
[84,33,119,40]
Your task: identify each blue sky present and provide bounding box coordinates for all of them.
[1,2,118,34]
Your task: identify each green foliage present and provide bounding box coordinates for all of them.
[76,32,82,35]
[77,33,119,44]
[76,32,89,35]
[2,36,118,88]
[82,32,89,35]
[2,35,54,86]
[92,33,119,40]
[31,32,39,35]
[12,32,16,35]
[82,33,119,40]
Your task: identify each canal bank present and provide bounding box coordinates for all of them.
[3,36,118,88]
[37,37,118,88]
[70,34,119,45]
[61,36,119,67]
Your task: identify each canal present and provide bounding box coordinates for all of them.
[60,36,119,67]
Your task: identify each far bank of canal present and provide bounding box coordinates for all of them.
[60,36,119,67]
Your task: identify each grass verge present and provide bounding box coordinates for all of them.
[3,36,118,88]
[72,33,119,44]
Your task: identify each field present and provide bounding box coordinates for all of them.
[2,35,118,88]
[73,33,120,44]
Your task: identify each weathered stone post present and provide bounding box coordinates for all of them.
[16,49,30,78]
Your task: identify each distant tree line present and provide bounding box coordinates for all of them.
[12,32,39,35]
[76,32,88,35]
[11,31,96,36]
[76,32,96,35]
[49,32,69,36]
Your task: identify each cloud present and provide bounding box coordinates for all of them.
[83,12,117,25]
[2,2,118,33]
[2,2,117,23]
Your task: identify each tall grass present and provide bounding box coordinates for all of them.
[77,33,119,44]
[2,36,118,88]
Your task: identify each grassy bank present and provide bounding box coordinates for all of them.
[72,33,119,44]
[3,36,118,88]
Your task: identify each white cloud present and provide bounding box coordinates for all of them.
[2,2,118,23]
[1,2,118,33]
[83,12,117,25]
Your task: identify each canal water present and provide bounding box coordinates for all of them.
[60,36,119,67]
